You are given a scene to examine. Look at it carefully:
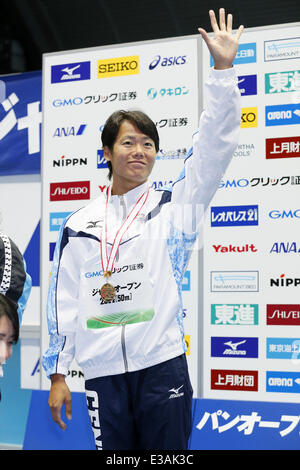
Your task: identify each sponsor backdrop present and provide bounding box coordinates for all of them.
[40,37,201,392]
[202,23,300,402]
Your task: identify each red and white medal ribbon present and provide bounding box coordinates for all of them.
[100,185,150,277]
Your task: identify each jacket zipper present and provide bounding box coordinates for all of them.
[119,195,128,372]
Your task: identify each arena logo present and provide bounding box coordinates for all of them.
[213,243,257,253]
[149,55,187,70]
[97,55,139,78]
[53,124,86,137]
[267,304,300,325]
[50,181,90,201]
[51,61,90,83]
[52,155,88,167]
[268,209,300,219]
[266,371,300,393]
[266,136,300,159]
[270,274,300,287]
[265,104,300,126]
[270,242,300,253]
[241,107,257,128]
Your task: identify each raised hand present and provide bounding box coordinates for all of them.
[198,8,244,70]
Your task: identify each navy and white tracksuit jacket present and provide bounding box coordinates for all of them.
[42,67,241,383]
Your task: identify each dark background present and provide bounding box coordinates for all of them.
[1,0,299,74]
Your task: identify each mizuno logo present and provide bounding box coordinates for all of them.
[61,65,81,76]
[169,385,184,399]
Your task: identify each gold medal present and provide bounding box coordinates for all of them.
[100,282,115,302]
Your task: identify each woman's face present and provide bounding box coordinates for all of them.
[0,315,14,376]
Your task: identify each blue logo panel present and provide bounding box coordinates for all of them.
[266,371,300,393]
[49,212,72,231]
[51,62,90,84]
[266,338,300,359]
[211,205,258,227]
[211,337,258,358]
[265,104,300,126]
[210,43,256,66]
[238,75,257,96]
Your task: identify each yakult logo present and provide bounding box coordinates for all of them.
[50,181,90,201]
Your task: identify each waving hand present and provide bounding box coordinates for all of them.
[198,8,244,70]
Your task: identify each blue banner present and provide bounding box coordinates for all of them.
[0,71,42,176]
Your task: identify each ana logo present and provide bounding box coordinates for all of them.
[97,56,139,78]
[266,371,300,393]
[267,304,300,325]
[53,124,86,137]
[51,62,90,83]
[211,205,258,227]
[269,209,300,219]
[151,180,173,190]
[211,271,259,292]
[49,212,72,231]
[211,369,258,391]
[270,274,300,287]
[264,37,300,62]
[211,304,259,325]
[266,136,300,159]
[52,155,87,167]
[213,244,257,253]
[265,70,300,94]
[50,181,90,201]
[241,107,257,128]
[211,337,258,358]
[238,75,257,96]
[97,149,108,169]
[149,55,187,70]
[265,104,300,126]
[270,242,300,253]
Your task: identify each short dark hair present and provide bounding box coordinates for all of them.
[101,110,159,180]
[0,293,19,343]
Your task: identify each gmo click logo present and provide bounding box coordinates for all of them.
[51,61,90,84]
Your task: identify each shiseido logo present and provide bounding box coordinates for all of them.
[50,181,90,201]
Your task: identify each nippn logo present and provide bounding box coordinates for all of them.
[241,107,258,128]
[97,56,139,78]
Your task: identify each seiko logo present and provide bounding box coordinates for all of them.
[97,56,139,78]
